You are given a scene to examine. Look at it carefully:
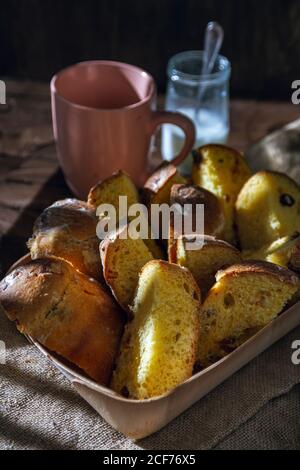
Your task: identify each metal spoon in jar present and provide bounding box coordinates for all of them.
[195,21,224,116]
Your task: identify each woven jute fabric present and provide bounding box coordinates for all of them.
[0,312,300,450]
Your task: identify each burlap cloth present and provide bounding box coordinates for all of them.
[1,312,300,450]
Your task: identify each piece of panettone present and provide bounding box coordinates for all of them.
[192,144,251,244]
[28,199,101,280]
[242,232,300,272]
[0,258,124,385]
[111,260,201,399]
[89,170,163,259]
[176,235,242,297]
[197,261,299,368]
[100,226,154,312]
[236,171,300,250]
[168,184,225,263]
[143,163,186,207]
[88,170,139,215]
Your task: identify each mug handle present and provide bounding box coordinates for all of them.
[148,111,195,166]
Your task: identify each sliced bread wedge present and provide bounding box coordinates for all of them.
[243,233,300,272]
[168,184,225,263]
[0,258,124,385]
[111,260,201,399]
[143,163,186,207]
[192,144,251,244]
[28,198,101,280]
[88,170,139,214]
[197,261,299,367]
[236,171,300,250]
[100,226,154,312]
[176,235,242,296]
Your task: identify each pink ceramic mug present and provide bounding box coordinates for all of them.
[51,60,195,198]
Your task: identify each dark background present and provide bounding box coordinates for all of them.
[1,0,300,100]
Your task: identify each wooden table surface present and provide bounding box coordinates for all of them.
[0,79,300,277]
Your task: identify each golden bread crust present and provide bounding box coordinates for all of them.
[28,198,101,280]
[170,184,225,237]
[175,235,242,296]
[216,260,300,285]
[0,258,124,385]
[143,163,186,206]
[33,198,97,239]
[144,163,178,194]
[182,234,240,250]
[193,143,245,158]
[139,259,201,296]
[87,170,139,209]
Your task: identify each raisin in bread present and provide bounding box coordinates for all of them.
[236,171,300,250]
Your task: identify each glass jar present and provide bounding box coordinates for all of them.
[162,50,231,174]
